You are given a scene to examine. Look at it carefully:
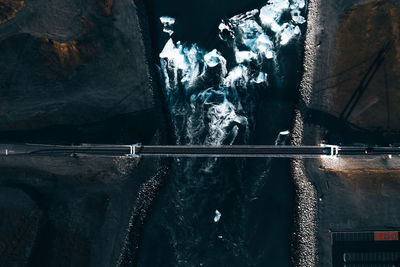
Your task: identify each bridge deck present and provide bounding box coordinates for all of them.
[1,144,400,158]
[136,145,326,157]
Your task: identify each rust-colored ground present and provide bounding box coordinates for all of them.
[39,17,99,79]
[40,37,98,79]
[0,0,24,24]
[332,0,400,131]
[103,0,115,16]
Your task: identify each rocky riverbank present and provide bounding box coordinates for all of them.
[291,0,400,266]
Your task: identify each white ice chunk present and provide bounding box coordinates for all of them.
[290,0,306,9]
[160,16,175,24]
[239,27,262,52]
[160,16,175,36]
[218,20,234,40]
[238,20,263,48]
[259,7,275,25]
[204,49,225,67]
[255,33,274,58]
[280,130,290,135]
[160,16,175,25]
[275,130,290,145]
[223,65,249,88]
[291,10,306,24]
[279,24,301,45]
[159,39,207,89]
[271,21,283,33]
[255,72,267,84]
[159,38,187,69]
[214,210,221,222]
[218,21,231,33]
[235,50,257,63]
[229,9,259,23]
[259,0,290,27]
[229,125,239,145]
[180,45,203,86]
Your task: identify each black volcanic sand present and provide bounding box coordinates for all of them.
[0,0,168,266]
[300,0,400,266]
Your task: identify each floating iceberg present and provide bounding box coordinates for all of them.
[214,210,221,222]
[258,0,305,45]
[255,72,267,84]
[159,38,186,69]
[291,9,306,24]
[290,0,306,9]
[160,16,175,36]
[217,0,306,64]
[223,65,249,88]
[275,130,290,145]
[254,34,274,58]
[160,16,175,25]
[204,49,227,76]
[160,39,206,89]
[218,20,234,40]
[279,24,301,45]
[235,50,258,63]
[259,0,289,27]
[230,9,259,22]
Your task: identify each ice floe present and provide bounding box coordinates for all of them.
[279,24,301,45]
[214,210,221,222]
[259,0,289,27]
[204,49,228,76]
[223,65,249,88]
[235,50,258,64]
[159,39,186,69]
[275,130,290,145]
[254,72,267,84]
[160,16,175,36]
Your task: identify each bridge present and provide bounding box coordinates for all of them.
[1,143,400,158]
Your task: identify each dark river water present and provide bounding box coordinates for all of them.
[135,0,306,266]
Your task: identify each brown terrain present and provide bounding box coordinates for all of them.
[297,0,400,266]
[332,0,400,131]
[0,0,24,24]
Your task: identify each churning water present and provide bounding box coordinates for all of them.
[136,0,307,266]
